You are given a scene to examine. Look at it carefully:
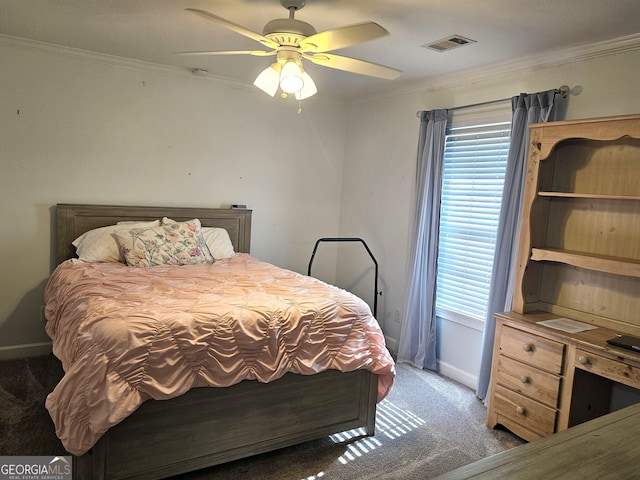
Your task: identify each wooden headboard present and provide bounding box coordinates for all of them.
[55,204,252,265]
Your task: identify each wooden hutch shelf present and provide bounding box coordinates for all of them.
[530,248,640,277]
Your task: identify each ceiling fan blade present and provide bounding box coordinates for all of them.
[185,8,280,49]
[177,50,276,57]
[304,53,401,80]
[299,22,389,53]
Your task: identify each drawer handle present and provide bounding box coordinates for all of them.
[520,376,530,384]
[523,343,534,353]
[578,355,590,366]
[516,406,526,415]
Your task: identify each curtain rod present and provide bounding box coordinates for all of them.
[416,85,570,118]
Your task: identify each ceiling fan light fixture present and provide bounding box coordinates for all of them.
[254,63,281,97]
[279,60,305,93]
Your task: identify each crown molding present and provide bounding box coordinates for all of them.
[0,34,257,93]
[3,32,639,106]
[351,33,640,105]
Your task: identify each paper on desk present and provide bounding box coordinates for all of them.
[536,318,598,333]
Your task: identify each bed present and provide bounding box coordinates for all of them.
[45,203,395,480]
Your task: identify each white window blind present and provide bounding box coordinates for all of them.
[435,108,511,322]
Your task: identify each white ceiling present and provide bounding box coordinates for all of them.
[2,0,640,100]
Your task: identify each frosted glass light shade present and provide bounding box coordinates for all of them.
[279,61,304,94]
[253,64,281,97]
[295,71,317,100]
[254,60,317,100]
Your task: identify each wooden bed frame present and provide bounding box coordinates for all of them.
[53,204,378,480]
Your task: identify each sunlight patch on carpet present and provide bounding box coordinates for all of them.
[302,472,325,479]
[377,398,427,439]
[300,400,427,477]
[325,398,427,469]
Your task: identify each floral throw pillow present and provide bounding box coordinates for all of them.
[114,219,214,268]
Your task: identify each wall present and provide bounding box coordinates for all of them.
[0,37,347,358]
[339,36,640,388]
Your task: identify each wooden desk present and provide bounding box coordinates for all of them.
[486,311,640,441]
[435,403,640,479]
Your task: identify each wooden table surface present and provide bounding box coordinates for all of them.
[434,403,640,479]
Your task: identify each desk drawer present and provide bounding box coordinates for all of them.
[493,384,556,437]
[574,349,640,390]
[495,355,561,408]
[500,326,564,374]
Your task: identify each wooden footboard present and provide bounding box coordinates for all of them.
[74,369,378,480]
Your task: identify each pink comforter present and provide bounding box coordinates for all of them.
[44,254,395,455]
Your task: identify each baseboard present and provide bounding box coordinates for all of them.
[0,342,52,360]
[437,360,478,391]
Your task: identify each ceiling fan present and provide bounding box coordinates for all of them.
[180,0,402,100]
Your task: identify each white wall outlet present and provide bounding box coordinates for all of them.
[395,309,401,323]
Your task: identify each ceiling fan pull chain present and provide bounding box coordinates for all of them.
[297,100,303,114]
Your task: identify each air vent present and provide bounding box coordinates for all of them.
[422,35,476,52]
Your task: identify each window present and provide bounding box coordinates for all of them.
[435,106,511,323]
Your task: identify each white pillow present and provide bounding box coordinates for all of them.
[72,220,160,263]
[201,227,236,259]
[162,217,236,259]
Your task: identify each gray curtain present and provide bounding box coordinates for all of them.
[397,109,448,371]
[476,90,558,400]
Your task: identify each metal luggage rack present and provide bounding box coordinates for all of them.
[307,237,380,318]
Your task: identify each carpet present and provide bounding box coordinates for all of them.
[0,354,523,479]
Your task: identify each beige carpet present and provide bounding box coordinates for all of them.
[0,354,523,479]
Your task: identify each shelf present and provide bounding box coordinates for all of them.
[538,192,640,201]
[513,114,640,326]
[530,248,640,278]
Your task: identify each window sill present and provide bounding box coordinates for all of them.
[436,308,484,332]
